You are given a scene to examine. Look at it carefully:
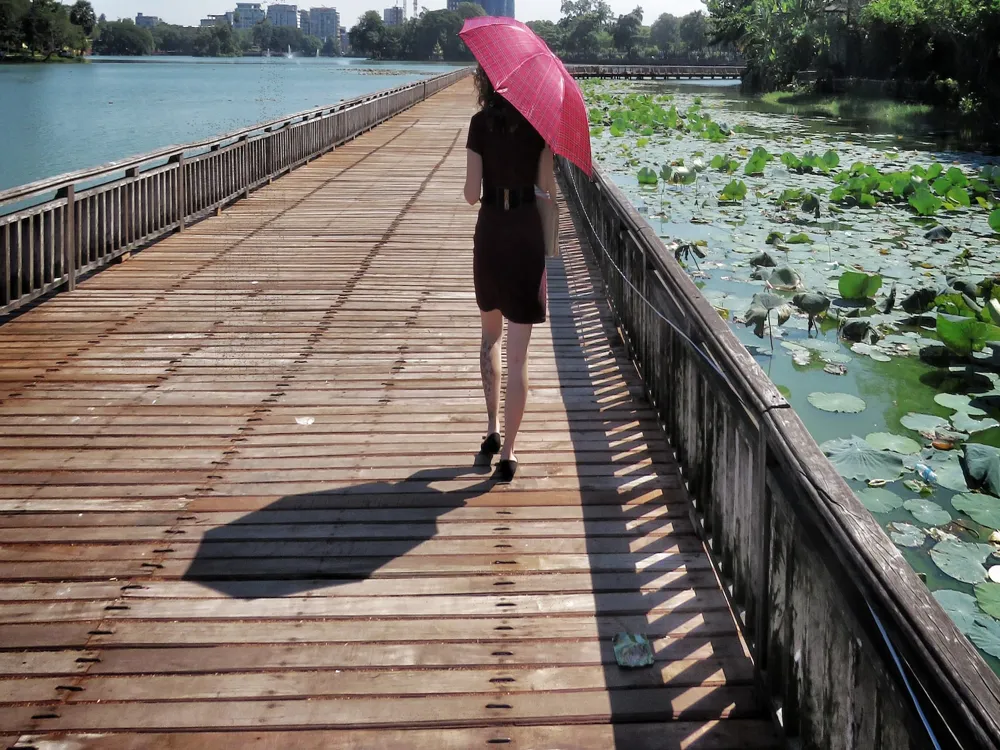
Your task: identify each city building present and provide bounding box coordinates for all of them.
[480,0,513,16]
[299,9,311,34]
[310,7,340,40]
[383,5,404,25]
[267,3,300,27]
[233,2,265,29]
[339,25,349,53]
[200,12,234,26]
[135,13,160,28]
[446,0,459,9]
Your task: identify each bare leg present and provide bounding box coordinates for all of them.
[480,310,503,436]
[501,321,533,462]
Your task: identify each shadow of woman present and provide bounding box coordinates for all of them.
[182,461,497,599]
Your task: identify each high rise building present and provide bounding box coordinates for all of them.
[480,0,513,16]
[339,25,349,53]
[135,13,160,28]
[267,4,300,27]
[299,9,311,34]
[310,7,341,40]
[446,0,459,9]
[200,12,234,26]
[233,2,265,29]
[383,6,405,25]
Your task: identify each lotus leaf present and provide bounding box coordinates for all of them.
[851,342,891,361]
[951,413,999,434]
[946,167,968,188]
[953,492,1000,530]
[910,187,943,216]
[838,270,883,300]
[904,498,951,525]
[792,292,831,316]
[750,251,776,267]
[763,266,802,291]
[809,392,866,413]
[839,318,873,342]
[936,314,1000,357]
[930,450,972,492]
[865,432,920,454]
[822,150,840,169]
[901,288,938,314]
[932,177,953,196]
[976,583,1000,619]
[637,167,658,185]
[821,435,904,480]
[925,163,943,181]
[889,522,927,547]
[719,179,747,201]
[947,187,972,208]
[934,589,977,630]
[934,393,987,416]
[929,539,992,583]
[990,209,1000,233]
[900,413,950,433]
[856,487,903,513]
[963,443,1000,496]
[766,231,784,245]
[786,233,813,244]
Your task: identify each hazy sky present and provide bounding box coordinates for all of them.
[92,0,705,29]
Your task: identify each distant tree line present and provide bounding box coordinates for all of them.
[347,0,736,63]
[0,0,96,59]
[92,20,337,58]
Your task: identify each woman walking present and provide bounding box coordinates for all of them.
[463,66,556,483]
[458,17,592,483]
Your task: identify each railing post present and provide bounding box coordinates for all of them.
[170,154,186,232]
[60,184,76,291]
[126,167,139,249]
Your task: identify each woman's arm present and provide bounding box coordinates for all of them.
[464,149,482,206]
[536,146,556,198]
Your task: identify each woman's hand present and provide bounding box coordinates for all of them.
[464,149,482,205]
[536,146,556,200]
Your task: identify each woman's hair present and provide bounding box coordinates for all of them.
[474,65,525,134]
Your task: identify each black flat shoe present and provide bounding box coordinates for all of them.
[495,458,518,484]
[480,432,502,455]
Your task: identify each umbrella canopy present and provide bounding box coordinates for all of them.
[460,16,592,176]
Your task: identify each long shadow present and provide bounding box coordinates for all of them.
[551,188,777,747]
[183,464,495,598]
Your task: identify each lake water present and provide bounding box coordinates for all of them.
[0,56,465,191]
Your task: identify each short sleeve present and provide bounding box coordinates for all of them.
[466,113,483,155]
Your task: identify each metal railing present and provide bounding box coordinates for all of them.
[559,156,1000,750]
[0,67,472,315]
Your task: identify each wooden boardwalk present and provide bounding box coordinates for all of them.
[0,80,780,748]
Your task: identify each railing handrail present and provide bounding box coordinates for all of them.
[560,156,1000,749]
[0,68,465,206]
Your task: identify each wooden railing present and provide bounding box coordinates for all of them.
[558,157,1000,750]
[0,68,471,316]
[565,64,745,79]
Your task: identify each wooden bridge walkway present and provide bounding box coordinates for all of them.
[0,80,779,748]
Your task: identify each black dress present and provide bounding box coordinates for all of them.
[466,106,547,326]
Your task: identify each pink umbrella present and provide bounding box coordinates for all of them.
[460,16,592,176]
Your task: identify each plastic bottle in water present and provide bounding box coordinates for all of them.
[914,463,937,484]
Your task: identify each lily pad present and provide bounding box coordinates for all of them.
[808,392,866,413]
[856,487,903,513]
[934,589,978,630]
[929,539,992,583]
[934,393,987,416]
[953,493,1000,529]
[936,314,1000,358]
[904,498,951,525]
[763,266,802,291]
[865,432,920,454]
[820,436,905,481]
[900,413,950,433]
[989,208,1000,233]
[851,342,891,362]
[889,522,927,547]
[963,443,1000,496]
[951,413,1000,434]
[786,233,813,245]
[838,270,883,300]
[976,583,1000,619]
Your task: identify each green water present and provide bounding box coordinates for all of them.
[0,56,463,191]
[587,79,1000,671]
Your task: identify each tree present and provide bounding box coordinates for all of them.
[612,6,643,56]
[678,10,709,52]
[321,34,340,56]
[68,0,93,35]
[22,0,82,58]
[526,19,563,50]
[455,2,485,19]
[0,0,30,54]
[348,10,385,58]
[300,33,321,56]
[92,19,153,55]
[650,12,679,54]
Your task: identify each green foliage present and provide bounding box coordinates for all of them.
[637,166,657,185]
[92,19,153,56]
[838,270,883,299]
[990,209,1000,233]
[743,146,772,176]
[935,313,1000,357]
[909,187,943,216]
[719,179,747,202]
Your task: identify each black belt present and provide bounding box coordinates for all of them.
[482,186,535,210]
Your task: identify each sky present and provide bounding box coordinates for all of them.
[92,0,706,29]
